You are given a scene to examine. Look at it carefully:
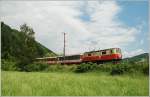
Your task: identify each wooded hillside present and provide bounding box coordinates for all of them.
[1,22,56,71]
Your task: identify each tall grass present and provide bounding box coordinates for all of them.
[1,71,149,96]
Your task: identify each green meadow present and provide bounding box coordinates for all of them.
[1,71,149,96]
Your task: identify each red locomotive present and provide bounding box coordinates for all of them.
[36,48,122,64]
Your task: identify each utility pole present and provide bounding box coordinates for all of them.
[63,32,66,59]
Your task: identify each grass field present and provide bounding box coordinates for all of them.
[1,71,149,96]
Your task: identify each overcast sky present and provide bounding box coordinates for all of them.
[0,0,149,58]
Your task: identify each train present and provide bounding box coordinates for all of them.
[36,48,122,64]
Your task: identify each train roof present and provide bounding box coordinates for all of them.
[57,54,82,58]
[36,54,82,59]
[84,48,121,53]
[36,48,121,59]
[36,56,57,60]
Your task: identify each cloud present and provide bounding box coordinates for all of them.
[0,1,143,57]
[122,49,145,58]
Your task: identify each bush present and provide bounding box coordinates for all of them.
[45,64,77,72]
[110,62,149,75]
[143,65,149,75]
[46,64,63,72]
[1,59,18,71]
[110,64,131,75]
[110,66,124,75]
[75,62,97,73]
[97,63,113,72]
[25,63,49,72]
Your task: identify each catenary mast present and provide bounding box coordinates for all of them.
[63,32,66,59]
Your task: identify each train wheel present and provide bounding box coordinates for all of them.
[113,60,120,64]
[112,60,117,64]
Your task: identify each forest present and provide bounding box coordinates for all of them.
[1,22,56,71]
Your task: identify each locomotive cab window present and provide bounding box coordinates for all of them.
[115,48,119,53]
[117,49,121,54]
[112,49,116,54]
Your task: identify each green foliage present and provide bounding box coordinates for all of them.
[110,62,149,75]
[46,64,63,72]
[110,65,124,75]
[1,22,56,71]
[45,64,77,72]
[97,63,113,72]
[35,42,56,57]
[75,62,97,73]
[73,60,149,75]
[142,65,149,75]
[25,63,49,72]
[20,23,35,39]
[75,63,90,73]
[122,53,149,65]
[1,59,18,71]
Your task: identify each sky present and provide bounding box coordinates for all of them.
[0,0,149,58]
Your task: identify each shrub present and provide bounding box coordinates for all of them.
[75,62,97,73]
[97,64,113,72]
[110,65,124,75]
[69,64,77,71]
[143,65,149,75]
[25,63,49,72]
[75,63,88,73]
[45,64,76,72]
[110,64,132,75]
[110,62,149,75]
[1,59,18,71]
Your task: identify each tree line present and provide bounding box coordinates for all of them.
[1,22,56,71]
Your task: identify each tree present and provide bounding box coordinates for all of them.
[1,22,56,71]
[18,23,37,71]
[20,23,35,39]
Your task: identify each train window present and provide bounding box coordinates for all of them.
[88,53,91,56]
[117,49,121,53]
[112,49,116,54]
[65,55,80,60]
[116,49,118,53]
[58,57,64,61]
[119,49,121,53]
[102,51,106,55]
[113,48,121,54]
[111,50,113,54]
[115,49,119,53]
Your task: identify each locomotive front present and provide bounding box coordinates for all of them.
[81,48,122,63]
